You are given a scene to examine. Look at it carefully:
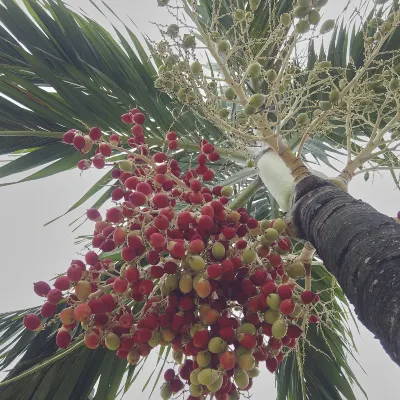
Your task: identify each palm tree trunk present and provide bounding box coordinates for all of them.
[289,174,400,366]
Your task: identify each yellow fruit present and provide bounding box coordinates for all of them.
[272,319,287,339]
[208,337,227,354]
[249,93,265,108]
[189,384,203,397]
[179,274,193,294]
[161,383,172,400]
[267,293,281,310]
[242,248,257,264]
[247,367,260,378]
[161,328,175,342]
[75,281,91,301]
[190,368,202,385]
[238,353,255,370]
[193,273,204,290]
[264,228,279,241]
[212,242,226,259]
[221,185,234,197]
[272,218,286,234]
[197,351,212,367]
[189,255,206,271]
[105,333,120,350]
[148,331,161,347]
[247,62,262,78]
[59,307,75,325]
[264,309,280,324]
[237,322,256,335]
[208,375,223,392]
[165,274,178,290]
[234,369,249,389]
[196,278,211,298]
[198,368,219,385]
[286,262,305,279]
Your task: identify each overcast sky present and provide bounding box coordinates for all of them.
[1,0,400,399]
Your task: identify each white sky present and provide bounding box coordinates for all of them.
[1,0,400,399]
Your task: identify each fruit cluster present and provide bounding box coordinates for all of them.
[24,108,320,400]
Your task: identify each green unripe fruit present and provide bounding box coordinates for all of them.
[160,383,172,400]
[280,13,291,27]
[308,9,321,25]
[273,218,286,234]
[264,309,280,324]
[290,302,303,317]
[158,65,166,73]
[267,293,281,310]
[237,322,256,335]
[191,61,203,74]
[148,331,161,347]
[236,112,247,124]
[167,24,179,38]
[247,367,260,378]
[221,185,233,197]
[165,274,178,290]
[197,350,211,367]
[264,228,279,241]
[105,333,120,350]
[164,80,174,90]
[186,90,196,102]
[183,34,196,49]
[234,9,246,21]
[190,368,202,385]
[247,62,262,78]
[320,19,335,34]
[296,113,308,125]
[165,54,178,66]
[319,101,332,111]
[208,337,227,354]
[218,108,230,119]
[190,384,203,397]
[246,159,255,167]
[119,160,133,173]
[242,248,257,264]
[266,69,278,82]
[177,88,187,102]
[297,0,312,7]
[374,31,382,41]
[225,87,236,100]
[212,242,226,259]
[189,255,206,271]
[229,389,240,400]
[249,93,265,108]
[314,0,328,7]
[272,319,287,339]
[294,6,311,19]
[380,22,391,33]
[244,104,257,115]
[238,353,255,371]
[387,13,395,24]
[217,40,230,53]
[210,31,221,42]
[286,262,306,279]
[296,20,310,34]
[329,89,340,103]
[207,376,223,392]
[198,368,220,385]
[318,60,332,69]
[249,0,261,10]
[261,219,271,230]
[234,369,249,389]
[389,78,399,92]
[208,81,217,90]
[236,345,253,357]
[313,109,322,117]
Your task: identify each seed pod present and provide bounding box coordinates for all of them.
[190,368,202,385]
[198,368,220,385]
[179,274,193,294]
[286,262,306,279]
[320,19,335,34]
[208,375,223,392]
[189,384,203,397]
[221,185,233,196]
[160,383,172,400]
[243,248,257,264]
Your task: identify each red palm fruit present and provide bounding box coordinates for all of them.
[179,365,191,381]
[41,302,57,318]
[279,299,296,315]
[276,352,284,363]
[136,182,152,196]
[219,327,235,343]
[241,279,257,297]
[146,249,161,264]
[207,264,223,280]
[314,294,320,303]
[287,338,297,348]
[99,143,112,157]
[34,281,51,297]
[67,264,83,282]
[202,169,215,181]
[74,303,92,322]
[246,313,261,327]
[84,331,99,349]
[208,151,220,162]
[266,357,279,373]
[94,314,108,328]
[24,314,41,331]
[301,290,315,304]
[189,239,205,254]
[309,315,319,324]
[230,257,242,271]
[88,299,105,314]
[239,333,257,349]
[62,129,76,143]
[164,261,178,274]
[121,246,136,262]
[56,330,72,349]
[154,215,169,230]
[150,265,164,279]
[153,193,169,208]
[119,313,134,328]
[180,296,195,311]
[269,337,282,350]
[170,378,184,393]
[143,314,159,331]
[177,211,193,227]
[170,242,185,259]
[247,218,258,229]
[258,294,268,312]
[190,179,202,192]
[269,253,282,267]
[73,134,86,150]
[125,267,140,283]
[164,368,175,382]
[77,159,91,170]
[113,278,128,294]
[121,113,133,124]
[131,124,144,136]
[47,289,62,304]
[149,233,166,249]
[198,215,213,230]
[201,143,214,154]
[278,237,291,251]
[168,140,178,150]
[235,239,247,250]
[247,297,260,313]
[281,335,291,345]
[220,351,236,370]
[86,208,101,222]
[137,328,152,343]
[261,281,277,296]
[132,112,146,124]
[277,284,293,300]
[250,269,268,286]
[253,346,267,362]
[171,313,185,332]
[106,207,124,223]
[89,127,102,140]
[125,176,139,189]
[100,294,116,312]
[166,131,177,140]
[193,330,209,348]
[116,349,128,359]
[139,279,154,295]
[54,276,70,291]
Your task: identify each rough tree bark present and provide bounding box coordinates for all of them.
[289,175,400,366]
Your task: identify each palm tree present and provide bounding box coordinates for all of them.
[0,0,398,399]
